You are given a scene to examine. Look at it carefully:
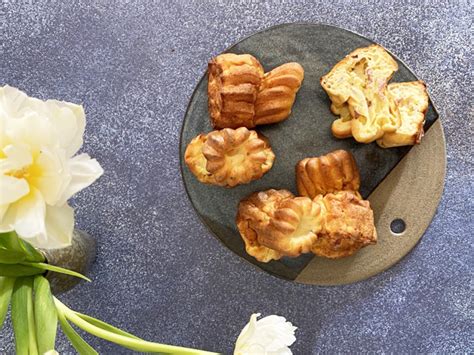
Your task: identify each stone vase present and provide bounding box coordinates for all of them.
[41,229,96,294]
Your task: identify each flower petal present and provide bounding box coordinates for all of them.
[0,175,30,205]
[56,153,103,205]
[234,314,297,355]
[43,203,74,249]
[3,188,46,242]
[5,113,57,154]
[28,147,70,205]
[44,100,86,157]
[235,313,260,354]
[0,204,10,225]
[0,85,30,118]
[0,143,33,173]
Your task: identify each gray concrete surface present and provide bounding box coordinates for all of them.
[1,0,472,353]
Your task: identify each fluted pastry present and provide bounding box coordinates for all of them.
[236,189,294,262]
[208,53,264,129]
[377,81,429,148]
[236,190,376,262]
[312,191,377,258]
[254,62,304,125]
[260,197,323,257]
[321,45,401,143]
[208,53,304,129]
[184,127,275,188]
[296,150,360,199]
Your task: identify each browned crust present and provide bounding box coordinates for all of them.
[208,54,304,129]
[236,189,294,262]
[184,127,275,188]
[259,197,322,257]
[235,189,377,262]
[296,150,360,198]
[254,62,304,125]
[208,54,264,129]
[311,191,377,258]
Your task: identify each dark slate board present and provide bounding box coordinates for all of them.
[179,23,438,281]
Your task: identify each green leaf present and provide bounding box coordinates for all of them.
[0,232,44,263]
[0,249,26,264]
[0,232,22,251]
[74,311,142,340]
[57,307,98,355]
[21,242,45,263]
[0,277,15,329]
[34,276,58,353]
[21,262,91,282]
[11,277,39,355]
[0,263,44,277]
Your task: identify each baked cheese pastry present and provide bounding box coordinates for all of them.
[329,81,429,147]
[377,81,429,148]
[296,150,360,199]
[254,62,304,125]
[208,53,304,129]
[321,45,401,143]
[184,127,275,188]
[312,191,377,258]
[330,103,353,138]
[236,189,294,262]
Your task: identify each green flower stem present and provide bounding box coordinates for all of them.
[54,298,219,355]
[26,280,39,355]
[0,277,15,328]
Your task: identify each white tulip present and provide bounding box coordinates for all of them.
[0,85,103,248]
[234,313,297,355]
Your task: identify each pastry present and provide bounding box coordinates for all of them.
[377,81,429,148]
[208,53,264,129]
[322,46,429,148]
[312,191,377,258]
[330,103,353,138]
[254,62,305,125]
[321,44,401,143]
[184,127,275,187]
[208,53,304,129]
[236,189,294,262]
[260,197,323,257]
[235,190,376,262]
[296,150,360,199]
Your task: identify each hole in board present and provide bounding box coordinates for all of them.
[390,218,406,235]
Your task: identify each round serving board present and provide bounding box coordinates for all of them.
[179,23,446,285]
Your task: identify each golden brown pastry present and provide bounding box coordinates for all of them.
[208,53,264,129]
[321,44,401,143]
[254,62,304,125]
[236,189,294,262]
[235,190,376,262]
[208,53,304,129]
[184,127,275,187]
[296,150,360,199]
[376,81,429,148]
[260,197,323,257]
[312,191,377,258]
[330,103,353,138]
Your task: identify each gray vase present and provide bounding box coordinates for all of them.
[41,229,96,294]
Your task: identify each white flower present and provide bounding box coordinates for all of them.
[0,85,103,248]
[43,350,59,355]
[234,313,297,355]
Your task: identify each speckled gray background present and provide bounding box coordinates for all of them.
[1,0,473,353]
